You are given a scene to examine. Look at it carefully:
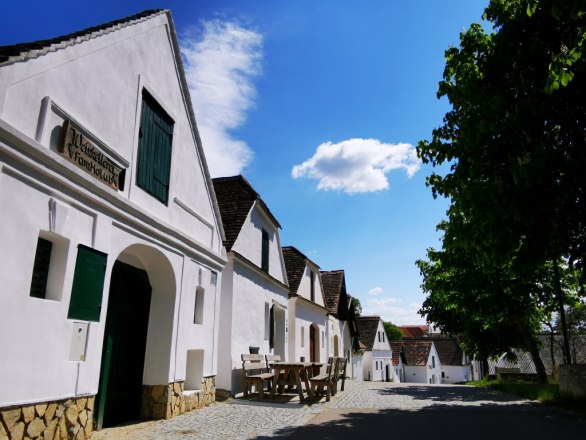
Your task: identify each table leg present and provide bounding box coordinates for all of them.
[270,368,281,398]
[302,368,313,398]
[293,368,305,401]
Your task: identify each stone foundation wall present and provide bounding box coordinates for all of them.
[0,396,94,440]
[559,364,586,398]
[141,375,215,420]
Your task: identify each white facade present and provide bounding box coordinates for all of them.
[0,10,225,428]
[216,194,289,396]
[287,258,327,363]
[404,343,442,384]
[361,319,392,382]
[441,365,472,384]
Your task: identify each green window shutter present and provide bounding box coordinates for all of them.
[68,245,107,322]
[30,237,53,299]
[136,91,174,205]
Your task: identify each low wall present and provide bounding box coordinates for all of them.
[0,395,94,439]
[559,364,586,398]
[141,376,215,420]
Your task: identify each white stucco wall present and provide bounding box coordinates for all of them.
[403,343,443,384]
[288,301,327,363]
[441,365,472,384]
[0,12,225,408]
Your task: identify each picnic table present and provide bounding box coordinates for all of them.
[268,361,322,401]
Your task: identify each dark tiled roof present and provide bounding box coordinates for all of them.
[282,246,318,295]
[399,325,429,338]
[397,340,433,366]
[489,334,586,375]
[212,175,280,252]
[320,270,345,315]
[0,10,164,65]
[433,338,464,366]
[356,316,381,351]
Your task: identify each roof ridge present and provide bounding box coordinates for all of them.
[0,9,165,65]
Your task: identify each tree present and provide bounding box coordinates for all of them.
[417,0,586,368]
[383,321,403,341]
[351,297,362,317]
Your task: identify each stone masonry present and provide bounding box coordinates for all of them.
[0,395,94,440]
[140,376,215,421]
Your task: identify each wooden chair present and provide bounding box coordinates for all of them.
[241,354,274,398]
[335,357,348,392]
[309,356,338,402]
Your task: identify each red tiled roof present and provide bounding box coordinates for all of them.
[399,325,429,338]
[320,270,345,316]
[356,316,382,351]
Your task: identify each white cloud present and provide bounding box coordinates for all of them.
[368,287,383,296]
[291,138,420,194]
[363,297,425,326]
[182,20,262,177]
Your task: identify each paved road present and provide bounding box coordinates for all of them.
[91,381,586,439]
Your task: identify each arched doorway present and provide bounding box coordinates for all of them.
[96,245,175,429]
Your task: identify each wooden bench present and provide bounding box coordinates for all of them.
[309,356,338,402]
[334,357,348,393]
[242,354,274,398]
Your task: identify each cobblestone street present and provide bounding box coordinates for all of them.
[90,381,586,439]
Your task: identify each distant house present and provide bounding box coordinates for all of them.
[400,339,442,384]
[399,325,430,338]
[357,316,393,381]
[321,270,358,368]
[433,338,472,383]
[282,246,328,363]
[213,175,290,396]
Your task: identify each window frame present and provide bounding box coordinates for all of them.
[261,229,269,272]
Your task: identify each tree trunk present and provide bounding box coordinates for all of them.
[553,258,572,364]
[517,320,548,383]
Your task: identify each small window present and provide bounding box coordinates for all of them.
[261,229,269,272]
[264,303,270,340]
[194,287,204,324]
[383,332,385,342]
[68,245,107,322]
[310,271,315,302]
[301,326,305,347]
[378,331,381,342]
[322,331,325,348]
[30,237,53,299]
[136,90,174,205]
[432,356,436,368]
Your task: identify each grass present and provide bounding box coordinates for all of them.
[469,378,586,417]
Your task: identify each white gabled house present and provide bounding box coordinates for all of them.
[0,9,227,436]
[434,338,473,384]
[282,246,328,363]
[213,175,289,397]
[400,339,443,384]
[356,316,393,381]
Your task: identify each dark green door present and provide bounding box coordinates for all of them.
[96,261,152,429]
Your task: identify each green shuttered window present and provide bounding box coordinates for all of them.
[30,237,53,299]
[137,90,174,205]
[68,245,108,322]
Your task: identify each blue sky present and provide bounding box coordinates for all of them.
[1,0,489,324]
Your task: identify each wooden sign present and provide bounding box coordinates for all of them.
[59,120,125,191]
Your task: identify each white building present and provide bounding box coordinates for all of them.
[356,316,393,382]
[282,246,328,363]
[401,340,443,384]
[0,9,227,436]
[213,175,289,397]
[434,338,473,384]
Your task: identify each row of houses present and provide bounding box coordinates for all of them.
[0,10,370,439]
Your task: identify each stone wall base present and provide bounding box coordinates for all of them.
[559,364,586,398]
[0,395,94,440]
[141,376,215,420]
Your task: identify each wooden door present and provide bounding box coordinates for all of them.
[96,261,152,429]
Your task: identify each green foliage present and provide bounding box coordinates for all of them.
[416,0,586,370]
[351,297,362,317]
[383,321,403,341]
